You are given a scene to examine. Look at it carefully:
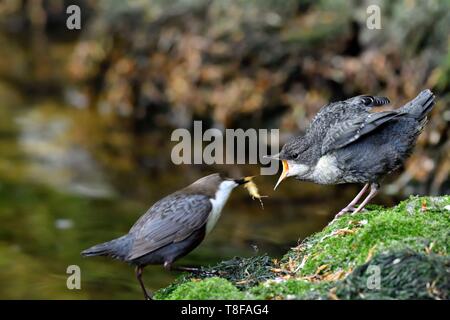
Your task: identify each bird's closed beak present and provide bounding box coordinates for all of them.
[274,160,289,190]
[233,176,253,185]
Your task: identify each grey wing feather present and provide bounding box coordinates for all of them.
[128,193,212,260]
[322,111,404,154]
[346,95,390,108]
[309,95,390,131]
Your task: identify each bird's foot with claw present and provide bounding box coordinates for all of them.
[350,207,368,215]
[334,206,355,219]
[177,266,219,277]
[330,206,368,225]
[195,269,221,278]
[336,206,368,217]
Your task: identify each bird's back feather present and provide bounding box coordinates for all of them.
[127,193,212,260]
[317,90,435,155]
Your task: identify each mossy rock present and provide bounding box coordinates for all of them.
[283,196,449,277]
[154,277,245,300]
[155,196,450,300]
[335,249,449,300]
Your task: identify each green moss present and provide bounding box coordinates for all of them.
[249,279,332,300]
[156,196,450,300]
[152,274,192,300]
[156,277,245,300]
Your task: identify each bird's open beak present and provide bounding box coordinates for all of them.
[274,160,289,190]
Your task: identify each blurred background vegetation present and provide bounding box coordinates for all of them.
[0,0,448,299]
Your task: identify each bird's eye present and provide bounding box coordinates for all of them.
[291,152,300,159]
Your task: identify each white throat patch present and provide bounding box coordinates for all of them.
[287,161,310,177]
[206,180,237,234]
[287,155,341,184]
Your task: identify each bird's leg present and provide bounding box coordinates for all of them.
[169,264,208,274]
[135,266,152,300]
[172,266,202,272]
[175,266,219,277]
[163,261,173,271]
[164,261,200,272]
[335,183,369,218]
[165,262,217,277]
[351,182,380,215]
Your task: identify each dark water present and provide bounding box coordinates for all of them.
[0,37,400,300]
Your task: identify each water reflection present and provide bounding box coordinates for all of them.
[16,105,114,198]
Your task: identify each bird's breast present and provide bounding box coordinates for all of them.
[310,154,342,184]
[205,181,235,234]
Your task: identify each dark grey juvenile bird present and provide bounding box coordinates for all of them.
[270,89,436,218]
[81,173,248,299]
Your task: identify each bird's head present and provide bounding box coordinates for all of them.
[188,173,250,196]
[267,136,313,190]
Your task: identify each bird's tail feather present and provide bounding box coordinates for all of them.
[81,234,132,261]
[401,89,436,120]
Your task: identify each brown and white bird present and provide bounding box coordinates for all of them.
[81,173,248,299]
[270,89,436,218]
